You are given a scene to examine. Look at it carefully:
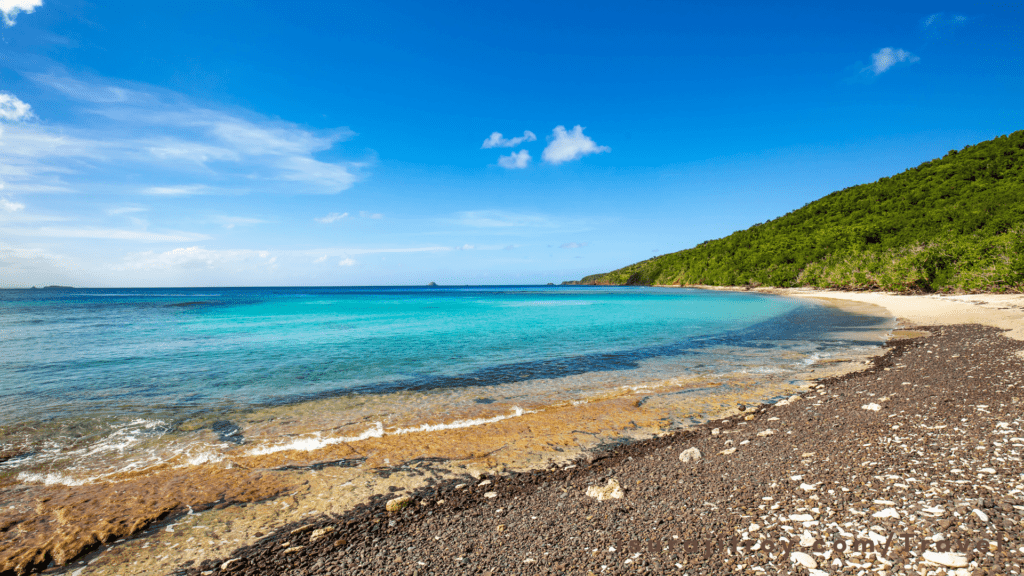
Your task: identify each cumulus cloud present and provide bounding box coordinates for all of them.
[865,47,919,75]
[0,0,42,27]
[315,212,348,223]
[497,150,531,169]
[1,197,25,212]
[481,130,536,149]
[0,93,34,122]
[541,125,610,165]
[338,257,355,266]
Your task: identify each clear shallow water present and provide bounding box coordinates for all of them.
[0,286,892,483]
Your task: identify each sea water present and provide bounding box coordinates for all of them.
[0,286,891,485]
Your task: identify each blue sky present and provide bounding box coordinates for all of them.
[0,1,1021,287]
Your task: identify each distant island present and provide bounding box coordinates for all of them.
[570,130,1024,293]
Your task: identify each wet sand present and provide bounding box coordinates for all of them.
[11,289,1018,575]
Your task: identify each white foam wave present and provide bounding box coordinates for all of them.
[16,471,89,486]
[246,407,532,457]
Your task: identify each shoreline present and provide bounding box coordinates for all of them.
[663,285,1024,342]
[176,322,1024,576]
[8,288,1021,575]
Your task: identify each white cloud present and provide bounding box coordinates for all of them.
[315,212,348,223]
[865,47,919,75]
[560,242,588,249]
[0,242,81,289]
[343,246,449,254]
[1,197,25,212]
[0,0,42,27]
[0,67,364,196]
[118,246,268,270]
[923,12,968,29]
[212,215,264,229]
[455,210,559,229]
[0,93,34,122]
[481,130,537,149]
[313,255,328,263]
[1,226,209,242]
[359,211,383,219]
[541,125,610,165]
[142,185,207,196]
[497,150,531,169]
[107,206,148,215]
[338,257,356,266]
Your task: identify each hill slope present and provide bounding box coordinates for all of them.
[577,130,1024,292]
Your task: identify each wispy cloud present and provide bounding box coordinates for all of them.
[0,0,42,27]
[922,12,968,35]
[212,215,265,229]
[455,210,560,229]
[481,130,536,149]
[338,257,356,266]
[497,150,531,169]
[117,246,275,271]
[1,197,25,212]
[0,66,366,196]
[142,185,208,196]
[541,125,610,165]
[1,226,210,242]
[864,47,919,75]
[559,242,588,249]
[315,212,348,223]
[0,92,34,121]
[107,206,148,215]
[359,211,383,219]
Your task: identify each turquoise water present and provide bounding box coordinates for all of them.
[0,286,891,482]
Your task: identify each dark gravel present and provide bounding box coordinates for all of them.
[178,325,1024,576]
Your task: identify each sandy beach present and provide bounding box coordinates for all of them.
[9,289,1024,576]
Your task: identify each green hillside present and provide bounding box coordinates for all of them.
[576,130,1024,292]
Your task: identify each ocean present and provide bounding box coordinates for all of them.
[0,286,891,487]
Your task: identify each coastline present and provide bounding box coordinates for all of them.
[9,288,1021,575]
[176,322,1024,576]
[666,285,1024,343]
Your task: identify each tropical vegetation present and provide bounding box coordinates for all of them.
[576,130,1024,292]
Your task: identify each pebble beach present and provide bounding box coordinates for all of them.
[173,322,1024,576]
